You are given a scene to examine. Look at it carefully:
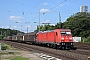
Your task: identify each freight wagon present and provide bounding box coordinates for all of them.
[10,32,36,43]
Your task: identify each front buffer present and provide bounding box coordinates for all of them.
[60,42,77,50]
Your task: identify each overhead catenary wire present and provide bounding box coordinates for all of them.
[49,0,67,11]
[11,0,43,9]
[10,0,44,26]
[31,0,67,21]
[11,0,44,18]
[0,0,68,33]
[2,0,67,20]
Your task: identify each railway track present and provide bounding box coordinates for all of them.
[68,49,90,56]
[0,40,90,60]
[74,42,90,50]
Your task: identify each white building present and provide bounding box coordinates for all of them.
[73,37,81,42]
[80,5,88,12]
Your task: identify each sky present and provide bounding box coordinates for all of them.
[0,0,90,33]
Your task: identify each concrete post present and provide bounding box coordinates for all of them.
[0,43,1,50]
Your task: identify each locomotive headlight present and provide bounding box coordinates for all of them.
[71,43,73,45]
[69,38,72,40]
[61,38,64,40]
[63,43,65,45]
[62,43,63,45]
[62,43,65,45]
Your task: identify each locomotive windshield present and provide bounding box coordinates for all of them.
[61,31,71,35]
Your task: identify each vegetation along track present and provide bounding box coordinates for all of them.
[0,40,90,60]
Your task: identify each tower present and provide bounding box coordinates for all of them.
[80,5,88,12]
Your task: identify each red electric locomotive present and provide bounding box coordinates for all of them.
[36,29,76,50]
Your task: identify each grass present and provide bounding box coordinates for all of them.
[11,56,29,60]
[0,44,29,60]
[0,52,8,55]
[1,43,17,50]
[0,44,31,60]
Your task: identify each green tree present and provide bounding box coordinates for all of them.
[62,12,90,37]
[0,28,24,40]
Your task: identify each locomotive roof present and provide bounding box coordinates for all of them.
[59,29,71,31]
[38,30,54,33]
[37,29,71,33]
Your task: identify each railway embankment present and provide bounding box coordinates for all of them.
[0,40,90,60]
[0,42,44,60]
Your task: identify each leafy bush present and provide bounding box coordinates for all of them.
[1,44,8,50]
[82,36,90,43]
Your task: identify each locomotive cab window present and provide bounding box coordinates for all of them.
[61,32,66,35]
[61,31,71,35]
[66,32,71,35]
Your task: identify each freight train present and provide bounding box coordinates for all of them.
[4,29,77,50]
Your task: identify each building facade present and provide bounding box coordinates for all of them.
[80,5,88,12]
